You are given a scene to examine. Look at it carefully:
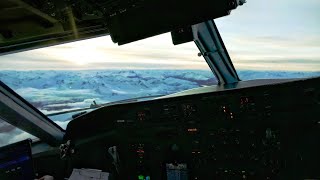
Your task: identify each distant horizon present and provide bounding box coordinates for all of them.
[0,68,319,72]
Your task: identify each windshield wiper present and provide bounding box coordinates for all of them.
[46,94,165,117]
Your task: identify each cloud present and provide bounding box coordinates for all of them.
[229,35,320,49]
[0,120,15,133]
[234,62,320,72]
[219,34,320,71]
[0,33,207,70]
[54,120,70,129]
[8,131,36,144]
[0,119,36,147]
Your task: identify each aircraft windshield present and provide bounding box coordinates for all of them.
[215,0,320,78]
[0,119,36,147]
[0,33,218,131]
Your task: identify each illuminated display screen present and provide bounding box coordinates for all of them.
[0,139,34,180]
[166,163,188,180]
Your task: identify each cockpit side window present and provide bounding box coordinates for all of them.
[215,0,320,80]
[0,119,37,147]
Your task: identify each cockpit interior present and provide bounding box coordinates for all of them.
[0,0,319,180]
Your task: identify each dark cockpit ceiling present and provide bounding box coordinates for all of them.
[0,0,245,55]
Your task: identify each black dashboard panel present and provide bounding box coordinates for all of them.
[64,77,320,179]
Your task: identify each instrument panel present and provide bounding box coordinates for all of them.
[64,77,320,180]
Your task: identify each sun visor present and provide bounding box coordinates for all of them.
[108,0,246,45]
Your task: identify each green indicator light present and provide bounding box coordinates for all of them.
[138,175,144,180]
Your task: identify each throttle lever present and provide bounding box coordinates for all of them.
[108,146,120,173]
[60,140,75,159]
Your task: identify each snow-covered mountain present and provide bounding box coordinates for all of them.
[0,69,319,115]
[0,70,217,114]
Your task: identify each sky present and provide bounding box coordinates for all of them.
[0,0,319,71]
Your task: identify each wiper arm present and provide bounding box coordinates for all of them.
[46,94,165,117]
